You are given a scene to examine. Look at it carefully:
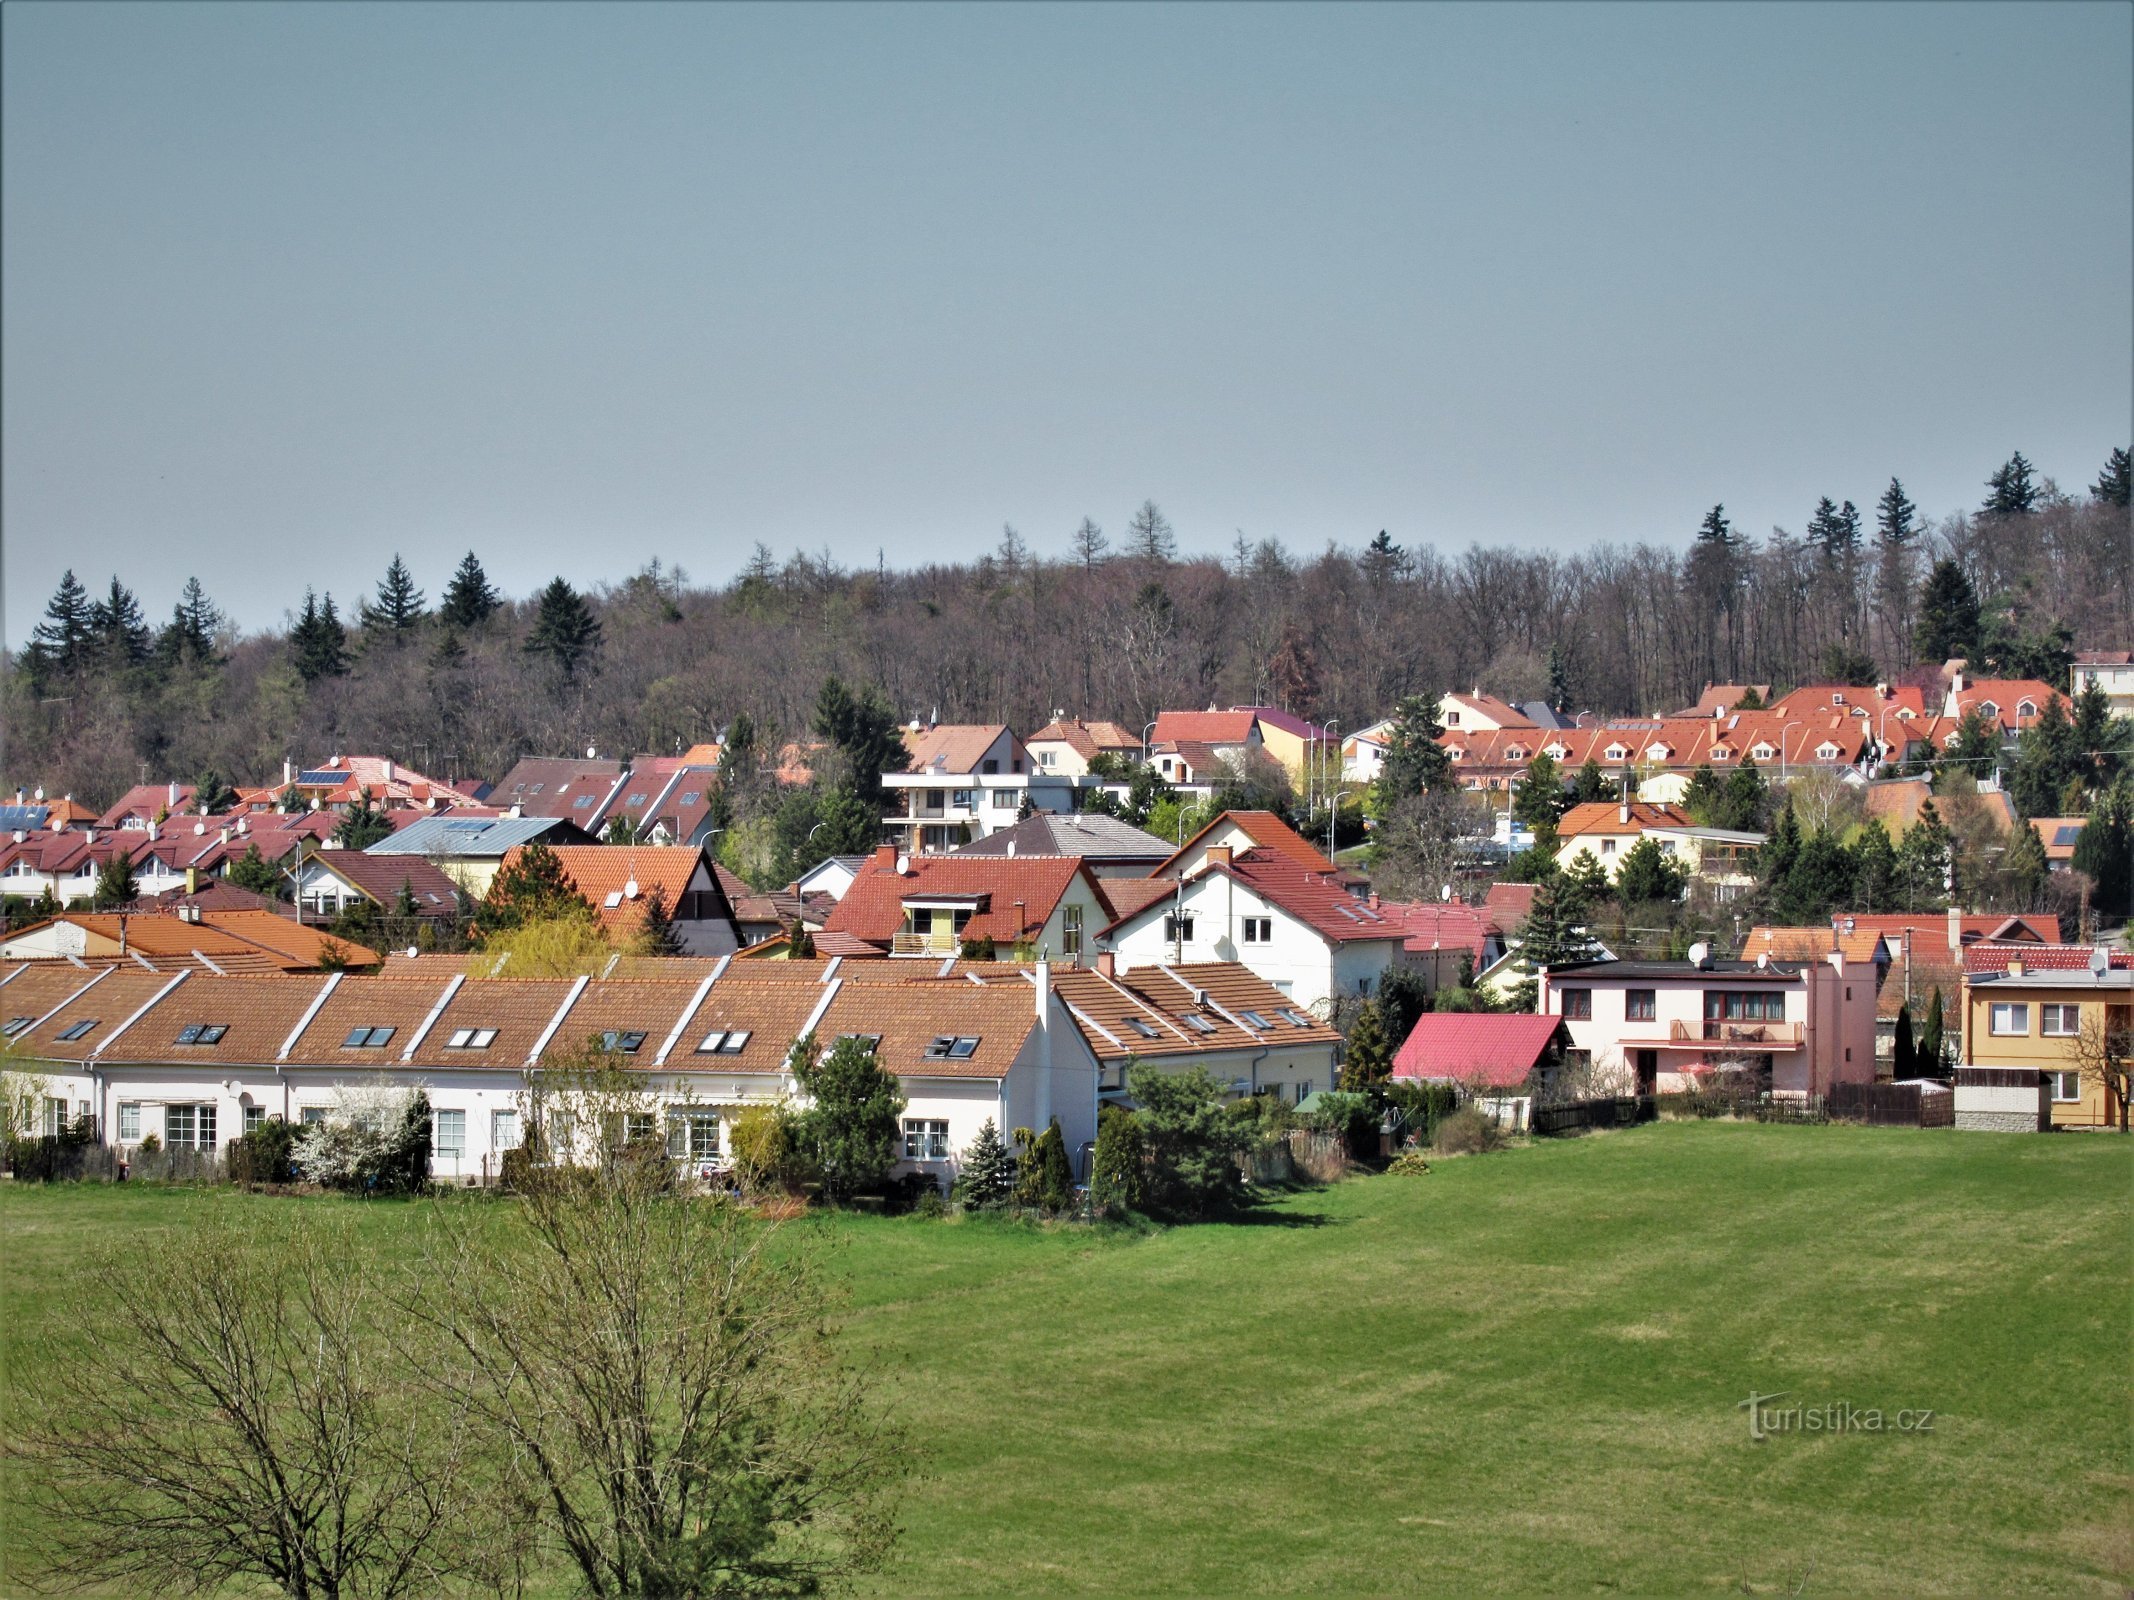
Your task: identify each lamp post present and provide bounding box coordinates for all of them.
[1140,720,1158,766]
[1320,719,1341,862]
[1778,719,1803,784]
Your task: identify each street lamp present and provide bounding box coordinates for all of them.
[1140,720,1158,766]
[1319,719,1341,862]
[1777,719,1804,784]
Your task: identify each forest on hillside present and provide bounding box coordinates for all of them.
[3,447,2128,810]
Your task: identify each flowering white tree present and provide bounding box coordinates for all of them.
[294,1078,433,1193]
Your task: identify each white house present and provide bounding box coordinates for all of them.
[1554,800,1764,900]
[1099,846,1405,1015]
[883,726,1077,855]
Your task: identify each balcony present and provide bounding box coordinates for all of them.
[891,930,960,957]
[1682,1018,1803,1046]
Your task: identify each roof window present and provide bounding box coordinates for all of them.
[599,1030,648,1054]
[1182,1014,1217,1034]
[343,1026,395,1048]
[4,1017,34,1038]
[445,1028,499,1050]
[1125,1017,1160,1039]
[696,1029,751,1054]
[924,1036,982,1059]
[1239,1010,1271,1028]
[175,1024,229,1045]
[56,1019,100,1042]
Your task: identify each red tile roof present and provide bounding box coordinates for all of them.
[1960,943,2132,974]
[824,852,1091,948]
[900,725,1020,776]
[1157,809,1334,875]
[1151,709,1259,746]
[1392,1013,1568,1089]
[1118,850,1402,944]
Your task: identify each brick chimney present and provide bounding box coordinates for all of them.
[1206,846,1232,867]
[1096,951,1116,979]
[872,843,897,870]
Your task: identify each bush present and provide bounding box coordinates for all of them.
[1303,1090,1379,1163]
[1130,1065,1244,1219]
[1089,1106,1145,1218]
[294,1084,434,1194]
[498,1144,536,1192]
[1384,1081,1459,1146]
[228,1119,300,1185]
[1431,1107,1504,1156]
[1223,1092,1295,1152]
[952,1118,1013,1208]
[728,1103,801,1197]
[1387,1147,1433,1176]
[788,1033,906,1205]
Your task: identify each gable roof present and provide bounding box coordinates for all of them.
[491,757,626,821]
[1025,719,1142,757]
[1151,709,1259,746]
[1557,800,1691,838]
[1156,809,1334,876]
[1029,962,1339,1063]
[1392,1013,1568,1088]
[954,811,1173,862]
[302,851,463,914]
[1111,849,1401,944]
[506,845,719,936]
[1090,876,1178,923]
[1960,943,2133,975]
[900,725,1019,775]
[368,814,592,857]
[1741,925,1890,965]
[823,851,1092,949]
[1483,881,1538,931]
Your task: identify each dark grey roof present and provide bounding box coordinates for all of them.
[954,812,1173,860]
[1516,702,1576,730]
[0,805,50,831]
[1547,958,1807,981]
[366,815,586,857]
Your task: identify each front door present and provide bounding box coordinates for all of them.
[1634,1049,1658,1096]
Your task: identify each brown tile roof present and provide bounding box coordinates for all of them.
[714,863,802,928]
[1030,962,1337,1063]
[95,973,336,1066]
[5,968,182,1061]
[1157,809,1334,875]
[1741,925,1888,965]
[1026,719,1141,756]
[900,725,1019,776]
[516,845,712,936]
[278,975,486,1067]
[1093,876,1178,923]
[1557,801,1693,838]
[305,852,463,914]
[1151,710,1258,746]
[1483,881,1538,930]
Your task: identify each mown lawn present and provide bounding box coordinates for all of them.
[4,1121,2129,1594]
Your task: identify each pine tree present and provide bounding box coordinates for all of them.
[438,551,501,628]
[524,577,602,679]
[1069,516,1109,569]
[1368,694,1454,818]
[332,789,395,849]
[956,1117,1014,1207]
[634,884,688,956]
[1852,819,1897,911]
[1696,504,1735,548]
[1913,560,1980,663]
[92,853,138,909]
[290,589,350,683]
[1616,837,1688,906]
[158,577,224,666]
[359,555,427,641]
[2092,446,2131,507]
[1512,753,1568,847]
[26,570,95,680]
[1507,873,1602,1012]
[2070,786,2133,917]
[1343,1001,1395,1093]
[1125,499,1177,562]
[1876,478,1918,546]
[88,576,151,668]
[1571,757,1615,803]
[1895,799,1953,911]
[2001,819,2048,910]
[1983,451,2038,517]
[1780,830,1856,924]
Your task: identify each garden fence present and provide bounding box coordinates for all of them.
[1530,1095,1657,1136]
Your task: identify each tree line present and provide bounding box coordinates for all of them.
[4,449,2127,813]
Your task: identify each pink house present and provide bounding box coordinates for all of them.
[1538,952,1877,1099]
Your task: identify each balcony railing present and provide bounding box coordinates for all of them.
[1668,1018,1804,1045]
[891,930,960,956]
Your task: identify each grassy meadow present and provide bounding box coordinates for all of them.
[4,1120,2129,1594]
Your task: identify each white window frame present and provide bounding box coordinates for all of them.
[492,1108,521,1151]
[2048,1071,2082,1103]
[1062,904,1083,957]
[432,1109,467,1159]
[2040,1003,2081,1037]
[1241,916,1272,943]
[118,1102,141,1140]
[901,1118,950,1161]
[1988,1002,2030,1036]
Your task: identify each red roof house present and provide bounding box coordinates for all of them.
[1392,1013,1572,1091]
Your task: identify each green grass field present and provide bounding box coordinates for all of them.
[5,1121,2130,1594]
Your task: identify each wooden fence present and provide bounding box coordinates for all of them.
[1530,1095,1657,1137]
[1829,1081,1955,1128]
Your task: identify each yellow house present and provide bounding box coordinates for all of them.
[1962,956,2132,1129]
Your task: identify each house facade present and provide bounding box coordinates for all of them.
[1538,953,1877,1098]
[1554,801,1763,899]
[823,846,1112,965]
[883,726,1074,855]
[1960,951,2132,1129]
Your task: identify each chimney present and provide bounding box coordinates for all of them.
[168,781,178,807]
[384,758,395,783]
[1206,846,1232,867]
[1619,797,1631,824]
[1096,951,1116,979]
[186,866,199,895]
[1368,891,1381,910]
[1946,905,1962,956]
[283,759,293,786]
[2007,958,2025,978]
[1033,957,1054,1128]
[872,844,897,870]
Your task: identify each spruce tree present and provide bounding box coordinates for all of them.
[1895,799,1953,911]
[1852,819,1897,911]
[1913,560,1980,663]
[1718,757,1769,831]
[1511,753,1567,847]
[2001,819,2048,909]
[1876,477,1918,546]
[229,844,282,898]
[332,788,395,849]
[92,853,138,909]
[812,675,905,811]
[524,577,602,679]
[1681,764,1724,826]
[89,576,151,667]
[2070,787,2133,917]
[439,551,501,628]
[1507,873,1602,1012]
[475,840,597,938]
[359,554,427,641]
[1696,504,1735,547]
[1125,499,1177,562]
[156,577,224,666]
[290,589,350,683]
[956,1117,1013,1207]
[2092,446,2131,507]
[2009,697,2079,819]
[1572,757,1616,803]
[634,884,688,956]
[1343,1001,1395,1094]
[1983,451,2038,517]
[1758,801,1802,906]
[26,569,94,680]
[1368,694,1454,818]
[1088,1106,1144,1216]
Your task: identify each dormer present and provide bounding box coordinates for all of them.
[1750,742,1776,761]
[1978,700,1999,719]
[2015,698,2038,718]
[1710,744,1733,762]
[1603,742,1629,762]
[1544,743,1570,761]
[1504,745,1528,762]
[1815,741,1841,761]
[1645,742,1673,762]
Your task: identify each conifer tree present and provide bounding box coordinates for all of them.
[1852,818,1897,911]
[2092,446,2131,507]
[1892,1003,1916,1078]
[157,578,224,667]
[1696,504,1735,548]
[1913,560,1980,663]
[1125,499,1177,562]
[1758,801,1802,905]
[1983,451,2038,517]
[359,555,427,641]
[2070,786,2133,917]
[811,675,904,811]
[1876,477,1918,545]
[290,590,350,683]
[634,884,688,956]
[1088,1106,1144,1217]
[1572,757,1616,803]
[1718,757,1769,831]
[1343,1001,1395,1094]
[89,576,151,668]
[26,569,95,681]
[92,853,138,909]
[1368,694,1454,818]
[475,840,597,938]
[2001,819,2048,910]
[228,844,282,898]
[1507,872,1602,1012]
[1895,799,1953,911]
[2009,697,2079,819]
[438,551,501,628]
[331,788,395,850]
[1069,516,1109,569]
[956,1117,1013,1207]
[1512,753,1567,848]
[1919,987,1947,1073]
[524,577,602,679]
[1036,1117,1075,1213]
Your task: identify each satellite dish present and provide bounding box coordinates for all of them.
[2090,946,2111,975]
[623,878,640,900]
[1440,884,1452,902]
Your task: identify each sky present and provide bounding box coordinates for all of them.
[4,1,2130,641]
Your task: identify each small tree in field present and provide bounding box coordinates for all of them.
[1089,1105,1145,1217]
[1130,1064,1243,1218]
[405,1062,905,1599]
[789,1031,906,1204]
[955,1117,1014,1207]
[14,1211,511,1599]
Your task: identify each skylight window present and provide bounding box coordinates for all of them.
[445,1028,499,1049]
[1183,1014,1216,1034]
[343,1026,395,1048]
[696,1029,751,1054]
[626,793,648,806]
[2,1017,31,1038]
[56,1019,99,1042]
[679,791,700,805]
[1125,1017,1159,1039]
[175,1024,229,1045]
[600,1030,648,1054]
[1239,1010,1270,1028]
[1281,1009,1315,1028]
[924,1036,982,1059]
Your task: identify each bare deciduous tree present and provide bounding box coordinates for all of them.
[12,1211,516,1600]
[2073,1010,2132,1133]
[404,1064,906,1600]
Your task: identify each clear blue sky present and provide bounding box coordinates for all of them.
[5,1,2129,639]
